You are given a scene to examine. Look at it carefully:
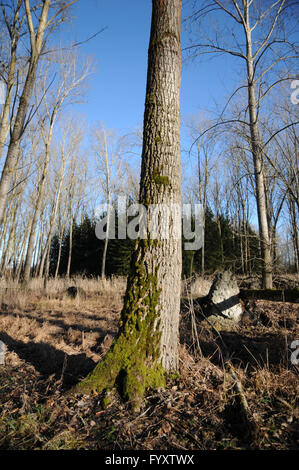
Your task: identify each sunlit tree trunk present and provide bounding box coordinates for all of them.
[72,0,182,410]
[55,205,68,278]
[23,126,52,283]
[66,215,73,278]
[0,1,23,161]
[0,0,51,225]
[245,26,273,288]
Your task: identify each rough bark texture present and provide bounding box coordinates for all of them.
[71,0,182,409]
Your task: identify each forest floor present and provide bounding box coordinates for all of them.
[0,275,298,451]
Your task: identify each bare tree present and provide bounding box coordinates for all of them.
[0,0,24,161]
[22,49,91,283]
[92,124,127,278]
[185,0,298,287]
[0,0,78,226]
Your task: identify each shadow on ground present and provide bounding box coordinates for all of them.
[180,313,291,370]
[200,330,288,369]
[0,332,96,387]
[0,309,115,336]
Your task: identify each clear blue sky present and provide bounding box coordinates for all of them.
[59,0,234,140]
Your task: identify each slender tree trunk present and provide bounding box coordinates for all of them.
[201,217,205,275]
[34,231,43,277]
[0,1,23,160]
[23,139,51,283]
[1,197,20,271]
[72,0,182,409]
[248,99,272,287]
[55,235,63,278]
[289,197,299,272]
[38,243,47,278]
[0,50,16,162]
[190,252,194,277]
[55,212,67,278]
[66,215,73,278]
[245,20,273,288]
[101,193,111,279]
[39,180,64,279]
[15,208,33,282]
[0,0,51,225]
[101,222,109,278]
[197,147,206,276]
[0,204,13,271]
[0,147,23,272]
[45,243,51,279]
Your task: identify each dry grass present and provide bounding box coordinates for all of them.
[0,275,298,450]
[0,277,126,383]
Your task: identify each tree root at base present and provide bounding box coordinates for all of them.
[67,333,166,412]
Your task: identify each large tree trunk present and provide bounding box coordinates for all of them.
[71,0,182,409]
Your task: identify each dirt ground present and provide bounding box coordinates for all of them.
[0,275,298,450]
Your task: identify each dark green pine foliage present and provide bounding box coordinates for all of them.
[50,214,135,277]
[50,209,260,278]
[182,208,261,277]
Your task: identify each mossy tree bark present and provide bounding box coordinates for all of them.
[72,0,182,410]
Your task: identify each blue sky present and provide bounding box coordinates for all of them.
[59,0,235,142]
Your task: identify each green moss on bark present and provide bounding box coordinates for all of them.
[69,239,165,411]
[152,168,170,187]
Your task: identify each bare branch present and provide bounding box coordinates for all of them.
[213,0,242,24]
[253,0,286,60]
[45,0,77,28]
[254,56,298,84]
[255,77,295,106]
[40,28,107,56]
[264,122,299,148]
[24,0,36,54]
[250,0,282,32]
[189,119,250,155]
[183,42,246,59]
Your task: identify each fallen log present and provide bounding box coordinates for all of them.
[239,289,299,303]
[191,288,299,307]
